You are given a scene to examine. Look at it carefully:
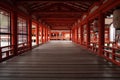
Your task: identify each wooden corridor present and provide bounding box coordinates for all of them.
[0,41,120,80]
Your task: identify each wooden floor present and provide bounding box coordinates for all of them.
[0,40,120,80]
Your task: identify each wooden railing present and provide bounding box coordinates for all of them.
[87,41,120,65]
[0,45,14,60]
[102,46,120,65]
[89,42,98,53]
[17,43,29,54]
[0,43,29,61]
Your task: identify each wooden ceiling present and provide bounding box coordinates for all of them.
[14,0,98,30]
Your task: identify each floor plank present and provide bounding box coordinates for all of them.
[0,40,120,80]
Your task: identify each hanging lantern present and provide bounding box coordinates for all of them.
[83,25,87,34]
[93,19,98,32]
[113,9,120,30]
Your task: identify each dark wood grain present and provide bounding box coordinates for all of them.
[0,40,120,80]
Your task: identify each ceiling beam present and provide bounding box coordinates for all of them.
[32,11,84,14]
[42,18,77,21]
[16,0,97,2]
[41,18,77,20]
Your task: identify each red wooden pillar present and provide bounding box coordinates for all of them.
[11,10,18,55]
[80,26,83,45]
[55,32,57,40]
[49,29,51,40]
[44,27,46,43]
[75,26,77,42]
[46,28,48,42]
[86,22,90,48]
[44,27,46,42]
[46,28,47,41]
[70,29,72,40]
[47,28,49,41]
[76,26,79,43]
[73,28,75,42]
[28,17,32,49]
[41,25,44,43]
[98,12,105,56]
[0,47,2,60]
[36,23,39,45]
[72,29,74,41]
[75,27,76,42]
[71,29,73,41]
[45,27,47,42]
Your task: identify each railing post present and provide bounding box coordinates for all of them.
[112,48,115,60]
[11,10,18,55]
[98,12,105,56]
[28,17,32,49]
[0,48,2,61]
[6,51,9,57]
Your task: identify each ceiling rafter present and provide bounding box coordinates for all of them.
[30,2,49,9]
[70,2,90,9]
[63,2,87,11]
[12,0,98,30]
[31,2,56,10]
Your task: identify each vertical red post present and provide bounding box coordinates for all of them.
[41,25,44,43]
[72,28,75,42]
[47,28,48,41]
[36,23,39,45]
[70,29,71,40]
[43,27,45,43]
[28,17,32,49]
[49,29,51,40]
[75,28,76,42]
[86,22,90,48]
[44,27,46,42]
[75,27,76,42]
[73,28,75,42]
[76,26,78,43]
[80,26,83,45]
[46,28,48,42]
[11,10,18,55]
[0,48,2,61]
[98,12,105,56]
[55,32,57,40]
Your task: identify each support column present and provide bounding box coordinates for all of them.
[28,17,32,49]
[36,23,39,45]
[70,29,72,40]
[73,28,75,42]
[56,32,57,40]
[41,26,44,43]
[49,29,51,40]
[80,26,83,45]
[76,26,79,43]
[11,10,18,55]
[75,27,77,43]
[45,27,47,43]
[46,28,48,42]
[98,13,105,56]
[86,22,90,48]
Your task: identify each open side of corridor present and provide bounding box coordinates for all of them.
[0,41,120,80]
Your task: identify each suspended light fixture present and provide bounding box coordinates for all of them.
[93,19,98,32]
[113,9,120,30]
[83,25,87,34]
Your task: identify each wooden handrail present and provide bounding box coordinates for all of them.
[0,45,14,49]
